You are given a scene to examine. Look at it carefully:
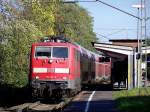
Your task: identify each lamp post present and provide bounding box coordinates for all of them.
[132,4,144,52]
[132,4,144,88]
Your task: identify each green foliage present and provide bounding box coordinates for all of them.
[55,3,97,51]
[0,19,42,87]
[113,87,150,112]
[0,1,42,87]
[20,0,56,35]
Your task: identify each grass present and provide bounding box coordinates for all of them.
[113,87,150,112]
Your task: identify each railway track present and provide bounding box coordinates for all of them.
[2,93,83,112]
[3,98,71,112]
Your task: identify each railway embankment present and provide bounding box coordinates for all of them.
[0,84,83,112]
[113,87,150,112]
[0,84,30,108]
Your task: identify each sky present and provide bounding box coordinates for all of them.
[78,0,142,42]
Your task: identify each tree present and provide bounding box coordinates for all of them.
[18,0,56,36]
[55,3,97,51]
[0,1,42,87]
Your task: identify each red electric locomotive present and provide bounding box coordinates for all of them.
[29,36,111,98]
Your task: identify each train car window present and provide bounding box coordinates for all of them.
[35,47,51,58]
[77,50,80,61]
[53,47,68,58]
[105,57,110,62]
[99,57,110,62]
[147,55,150,61]
[99,57,104,62]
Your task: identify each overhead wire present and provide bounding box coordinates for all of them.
[96,33,111,40]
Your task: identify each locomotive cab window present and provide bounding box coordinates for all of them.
[52,47,68,58]
[35,47,51,58]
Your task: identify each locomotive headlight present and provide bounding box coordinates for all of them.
[35,76,39,79]
[63,77,67,80]
[48,59,53,64]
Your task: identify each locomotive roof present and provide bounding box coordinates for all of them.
[32,42,79,47]
[32,41,102,60]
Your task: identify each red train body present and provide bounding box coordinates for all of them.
[29,37,111,98]
[95,57,111,83]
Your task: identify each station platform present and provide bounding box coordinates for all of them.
[93,39,150,89]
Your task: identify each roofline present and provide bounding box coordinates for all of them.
[109,39,145,42]
[91,42,136,48]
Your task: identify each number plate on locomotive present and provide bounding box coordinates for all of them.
[47,68,54,73]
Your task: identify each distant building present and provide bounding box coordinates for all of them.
[109,39,144,48]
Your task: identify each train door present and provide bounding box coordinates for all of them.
[73,49,81,90]
[80,53,88,85]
